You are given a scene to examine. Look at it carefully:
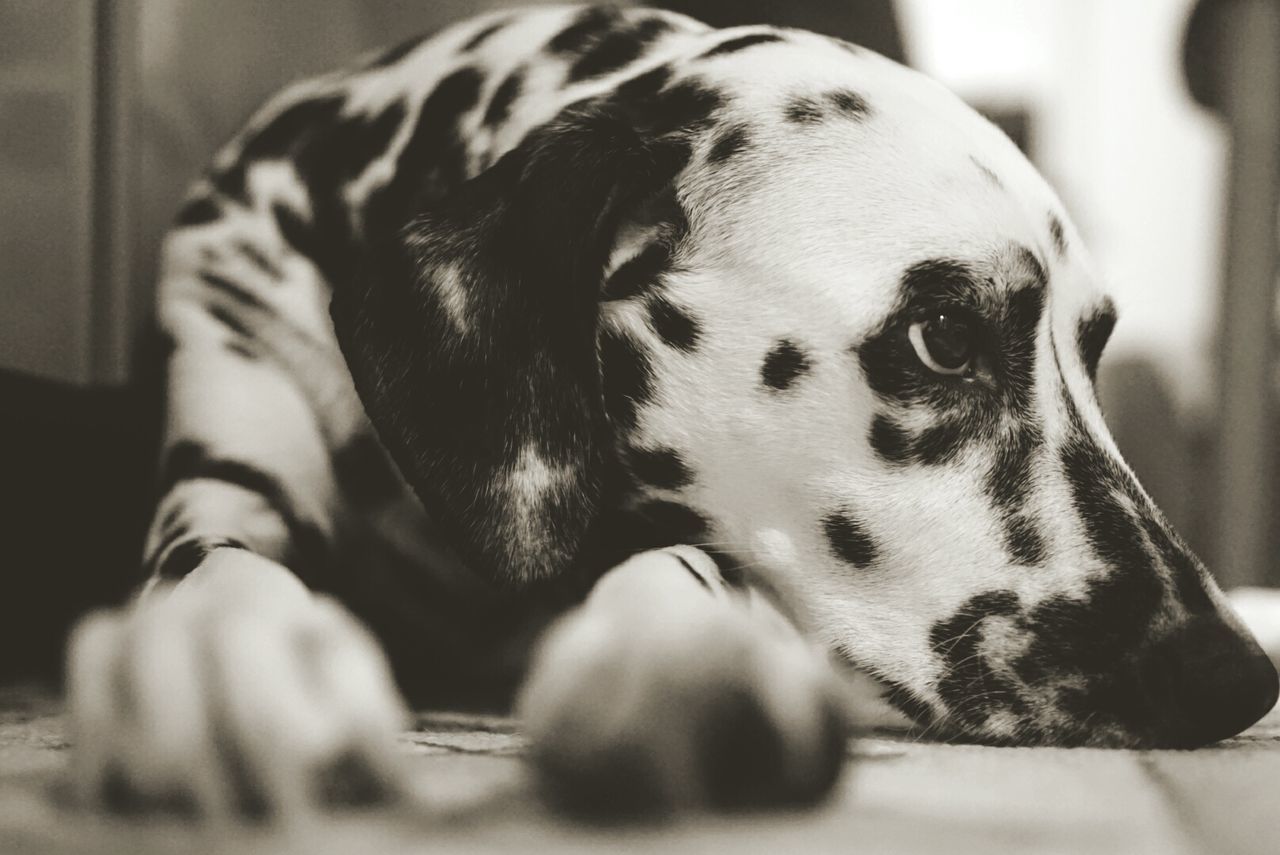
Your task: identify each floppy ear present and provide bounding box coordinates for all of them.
[331,105,688,587]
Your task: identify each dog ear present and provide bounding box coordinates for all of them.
[331,104,689,587]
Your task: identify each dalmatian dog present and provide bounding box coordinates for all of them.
[67,3,1279,819]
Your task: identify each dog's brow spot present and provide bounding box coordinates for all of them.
[483,68,524,127]
[648,296,701,352]
[599,328,656,433]
[822,511,878,568]
[707,123,751,164]
[826,88,871,119]
[784,94,825,124]
[1048,213,1068,257]
[698,32,785,59]
[761,339,811,391]
[636,499,710,539]
[902,257,976,294]
[626,445,694,490]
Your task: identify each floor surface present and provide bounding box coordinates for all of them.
[1,687,1276,854]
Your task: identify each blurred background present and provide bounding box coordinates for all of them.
[1,0,1277,682]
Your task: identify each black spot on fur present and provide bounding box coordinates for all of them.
[1061,440,1150,578]
[879,679,937,727]
[159,441,330,581]
[174,195,222,228]
[827,89,871,119]
[784,95,825,124]
[985,425,1048,566]
[362,67,484,252]
[1140,516,1214,615]
[233,239,283,280]
[930,590,1026,730]
[867,413,966,467]
[648,297,700,351]
[459,18,508,53]
[599,328,655,433]
[206,303,253,339]
[215,93,410,286]
[1048,213,1068,257]
[643,80,725,135]
[822,511,878,568]
[223,338,258,360]
[786,90,870,125]
[161,442,286,512]
[484,68,524,127]
[626,446,693,489]
[332,432,404,507]
[568,17,671,82]
[868,414,912,464]
[291,98,410,279]
[761,339,811,391]
[155,537,246,581]
[547,6,622,55]
[271,202,314,262]
[1005,515,1047,565]
[210,95,346,200]
[616,64,673,100]
[699,32,784,58]
[857,254,1045,462]
[1076,299,1116,383]
[635,499,709,540]
[707,123,750,163]
[603,243,671,301]
[198,270,272,312]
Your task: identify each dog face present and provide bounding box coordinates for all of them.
[597,38,1277,747]
[337,28,1277,748]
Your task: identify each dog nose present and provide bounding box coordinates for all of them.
[1141,616,1279,747]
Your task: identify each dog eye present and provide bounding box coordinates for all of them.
[908,311,975,375]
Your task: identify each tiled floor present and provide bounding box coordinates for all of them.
[1,688,1276,854]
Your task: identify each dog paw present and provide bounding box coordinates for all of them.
[517,551,849,817]
[65,548,408,821]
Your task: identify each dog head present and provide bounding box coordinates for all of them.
[333,28,1277,747]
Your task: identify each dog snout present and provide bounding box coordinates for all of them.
[1139,616,1278,747]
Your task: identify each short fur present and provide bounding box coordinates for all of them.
[67,4,1277,819]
